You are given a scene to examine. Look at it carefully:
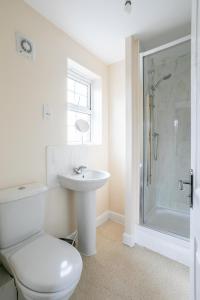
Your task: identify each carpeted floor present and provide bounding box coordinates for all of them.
[71,221,189,300]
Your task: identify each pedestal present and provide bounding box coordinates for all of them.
[75,191,96,256]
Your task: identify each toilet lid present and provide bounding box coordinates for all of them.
[9,234,82,293]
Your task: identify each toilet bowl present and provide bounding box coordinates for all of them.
[0,183,83,300]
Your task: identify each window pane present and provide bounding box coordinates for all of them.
[68,78,75,92]
[67,110,91,144]
[79,95,88,107]
[79,83,88,97]
[67,77,90,108]
[68,90,75,103]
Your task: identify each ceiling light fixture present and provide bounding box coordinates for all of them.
[124,0,132,14]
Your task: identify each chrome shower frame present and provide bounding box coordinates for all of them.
[139,35,191,226]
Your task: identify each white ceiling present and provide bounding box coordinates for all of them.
[24,0,191,64]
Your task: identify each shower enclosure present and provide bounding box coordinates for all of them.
[140,37,191,239]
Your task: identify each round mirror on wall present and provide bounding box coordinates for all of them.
[75,119,90,133]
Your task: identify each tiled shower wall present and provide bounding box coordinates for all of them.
[143,40,191,216]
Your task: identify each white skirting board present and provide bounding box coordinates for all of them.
[135,225,191,266]
[96,210,124,227]
[96,211,110,227]
[66,210,124,240]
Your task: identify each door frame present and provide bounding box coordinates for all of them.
[191,0,200,299]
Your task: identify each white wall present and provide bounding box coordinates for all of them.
[0,0,109,237]
[108,61,126,215]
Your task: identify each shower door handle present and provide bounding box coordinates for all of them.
[190,169,193,208]
[178,169,193,208]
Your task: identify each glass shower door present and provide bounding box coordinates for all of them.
[142,39,191,239]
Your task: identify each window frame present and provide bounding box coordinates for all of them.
[67,69,93,144]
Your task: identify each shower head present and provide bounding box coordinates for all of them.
[151,73,172,91]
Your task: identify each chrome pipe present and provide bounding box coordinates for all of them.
[153,132,159,160]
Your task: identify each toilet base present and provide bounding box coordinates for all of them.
[18,290,72,300]
[16,278,77,300]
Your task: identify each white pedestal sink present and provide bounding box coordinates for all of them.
[58,170,110,256]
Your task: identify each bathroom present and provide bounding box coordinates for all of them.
[0,0,199,299]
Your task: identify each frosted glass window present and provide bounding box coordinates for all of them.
[67,72,92,144]
[67,78,90,108]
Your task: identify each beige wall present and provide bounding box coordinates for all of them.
[0,0,109,237]
[124,37,141,244]
[108,61,126,215]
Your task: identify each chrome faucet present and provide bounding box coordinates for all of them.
[73,165,87,175]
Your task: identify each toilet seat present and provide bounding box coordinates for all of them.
[8,234,82,295]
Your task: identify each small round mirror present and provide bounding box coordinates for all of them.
[75,119,90,133]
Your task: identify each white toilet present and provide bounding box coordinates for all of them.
[0,183,82,300]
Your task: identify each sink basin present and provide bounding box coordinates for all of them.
[58,169,110,256]
[58,170,110,192]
